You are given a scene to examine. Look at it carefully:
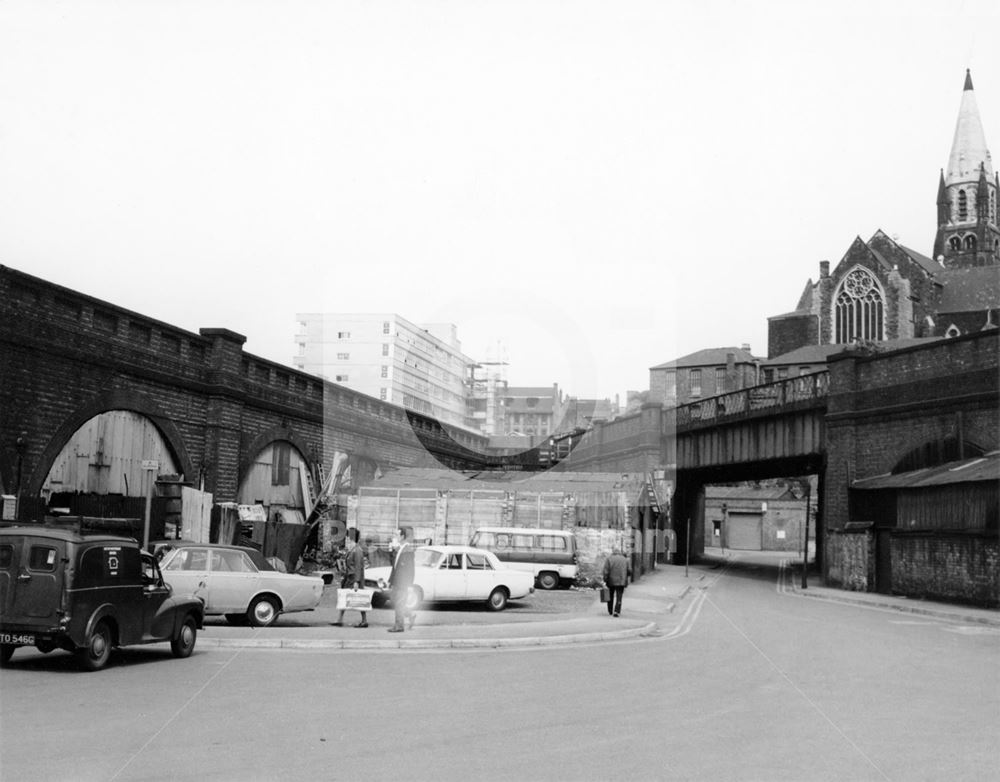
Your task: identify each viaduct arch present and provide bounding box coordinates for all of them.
[0,265,492,509]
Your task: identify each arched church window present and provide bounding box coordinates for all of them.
[957,190,968,220]
[834,268,885,344]
[949,236,961,251]
[965,235,977,250]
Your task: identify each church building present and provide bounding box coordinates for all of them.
[768,70,999,359]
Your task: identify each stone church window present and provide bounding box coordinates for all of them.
[965,235,977,250]
[957,190,968,220]
[834,268,885,343]
[949,236,961,251]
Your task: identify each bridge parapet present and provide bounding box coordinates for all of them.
[677,371,829,428]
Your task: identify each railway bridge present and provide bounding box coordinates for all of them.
[564,331,998,600]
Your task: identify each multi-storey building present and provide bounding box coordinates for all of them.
[500,385,564,437]
[465,360,508,435]
[293,314,474,431]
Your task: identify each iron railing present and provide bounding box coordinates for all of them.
[677,371,829,426]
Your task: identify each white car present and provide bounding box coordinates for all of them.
[159,544,324,627]
[365,545,535,611]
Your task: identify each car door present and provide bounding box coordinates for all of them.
[431,551,467,600]
[140,553,173,641]
[204,549,261,612]
[464,551,497,600]
[161,547,211,608]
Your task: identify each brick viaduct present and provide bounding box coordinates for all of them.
[3,264,997,595]
[0,265,501,506]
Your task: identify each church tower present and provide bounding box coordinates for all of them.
[933,70,1000,268]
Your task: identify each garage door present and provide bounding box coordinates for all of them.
[727,512,762,550]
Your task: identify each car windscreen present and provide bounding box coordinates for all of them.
[414,549,443,569]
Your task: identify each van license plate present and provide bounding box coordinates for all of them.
[1,633,35,645]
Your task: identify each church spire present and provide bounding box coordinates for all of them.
[935,70,999,268]
[946,69,993,185]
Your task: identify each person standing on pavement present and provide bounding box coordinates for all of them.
[333,529,368,628]
[602,547,632,617]
[388,526,416,633]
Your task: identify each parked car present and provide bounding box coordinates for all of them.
[0,526,203,671]
[158,543,324,627]
[364,545,535,611]
[468,527,579,589]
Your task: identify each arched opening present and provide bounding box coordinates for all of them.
[237,440,311,523]
[42,410,180,501]
[965,235,977,250]
[949,236,961,251]
[957,189,968,220]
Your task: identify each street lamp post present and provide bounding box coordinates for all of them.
[801,481,811,589]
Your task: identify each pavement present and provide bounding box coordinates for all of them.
[196,552,1000,652]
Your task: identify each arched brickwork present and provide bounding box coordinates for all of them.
[238,425,316,488]
[27,389,194,496]
[0,265,490,507]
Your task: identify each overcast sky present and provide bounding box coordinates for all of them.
[1,1,998,402]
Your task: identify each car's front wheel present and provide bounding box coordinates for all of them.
[171,616,198,658]
[537,572,560,590]
[248,596,280,627]
[404,587,423,612]
[487,587,509,611]
[77,620,113,671]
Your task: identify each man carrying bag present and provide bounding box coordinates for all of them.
[333,528,370,628]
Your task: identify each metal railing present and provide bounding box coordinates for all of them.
[677,371,829,425]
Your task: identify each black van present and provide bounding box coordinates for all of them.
[0,526,204,670]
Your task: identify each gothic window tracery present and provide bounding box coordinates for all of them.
[957,190,968,220]
[965,235,977,250]
[834,268,885,344]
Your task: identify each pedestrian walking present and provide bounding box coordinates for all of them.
[388,526,416,632]
[602,547,632,617]
[333,529,368,628]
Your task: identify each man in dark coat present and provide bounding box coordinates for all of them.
[388,526,416,632]
[602,547,632,617]
[333,528,368,628]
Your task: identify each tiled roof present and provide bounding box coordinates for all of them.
[852,451,999,489]
[936,266,1000,312]
[651,346,758,370]
[765,338,945,366]
[897,243,941,275]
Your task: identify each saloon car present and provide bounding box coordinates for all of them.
[159,543,324,627]
[0,526,203,671]
[365,545,535,611]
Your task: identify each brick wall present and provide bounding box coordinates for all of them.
[891,532,999,607]
[824,331,1000,537]
[767,313,816,359]
[0,265,490,503]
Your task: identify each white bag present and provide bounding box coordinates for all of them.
[336,588,374,611]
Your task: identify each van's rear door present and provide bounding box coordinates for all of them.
[4,536,63,625]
